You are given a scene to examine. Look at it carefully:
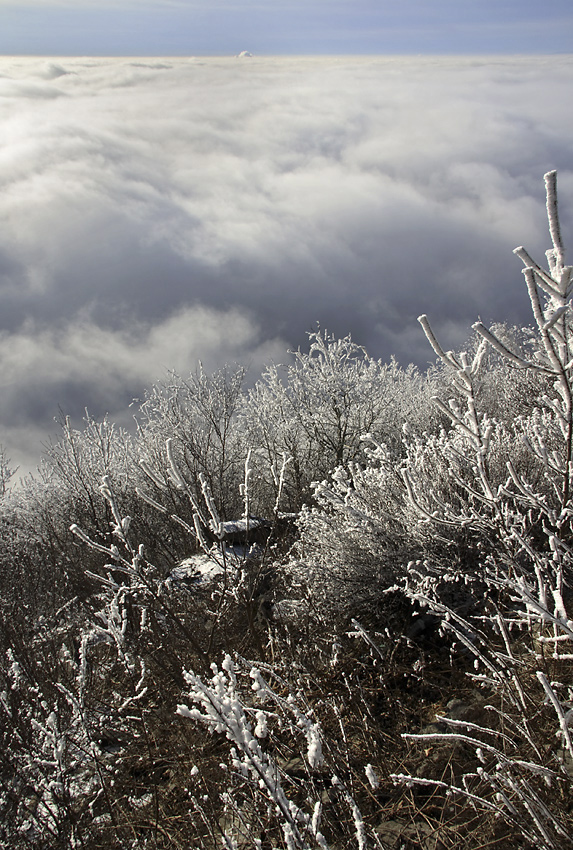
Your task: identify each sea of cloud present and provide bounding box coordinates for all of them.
[1,54,573,473]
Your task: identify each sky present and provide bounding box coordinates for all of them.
[1,0,573,56]
[0,5,573,476]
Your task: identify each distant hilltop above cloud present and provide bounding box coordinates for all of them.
[237,51,253,58]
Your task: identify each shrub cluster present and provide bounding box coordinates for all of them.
[1,172,572,849]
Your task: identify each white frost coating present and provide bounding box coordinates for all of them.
[252,664,324,769]
[346,791,368,850]
[199,472,222,536]
[365,763,379,789]
[221,834,238,850]
[544,170,564,262]
[311,801,330,849]
[170,555,224,586]
[241,448,253,520]
[177,657,312,847]
[307,724,323,769]
[77,633,90,704]
[254,710,268,738]
[282,824,297,850]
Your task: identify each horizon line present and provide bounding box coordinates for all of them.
[2,51,573,58]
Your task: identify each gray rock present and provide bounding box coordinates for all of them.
[375,818,438,849]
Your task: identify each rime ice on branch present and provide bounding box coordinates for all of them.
[396,172,573,850]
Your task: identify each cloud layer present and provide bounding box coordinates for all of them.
[1,55,573,472]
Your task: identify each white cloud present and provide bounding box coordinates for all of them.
[0,306,286,473]
[0,55,572,469]
[0,307,283,395]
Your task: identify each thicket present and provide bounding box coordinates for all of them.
[1,172,572,849]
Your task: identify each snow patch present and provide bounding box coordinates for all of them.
[169,555,224,585]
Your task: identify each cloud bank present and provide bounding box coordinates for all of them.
[1,55,573,472]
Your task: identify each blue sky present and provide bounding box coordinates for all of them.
[2,0,573,56]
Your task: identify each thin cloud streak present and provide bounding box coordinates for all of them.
[0,55,572,473]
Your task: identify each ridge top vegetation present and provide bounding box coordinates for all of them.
[1,172,573,849]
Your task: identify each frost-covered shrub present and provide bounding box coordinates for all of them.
[176,652,403,850]
[6,172,573,850]
[243,330,442,512]
[177,655,329,850]
[462,323,552,426]
[40,413,135,537]
[288,322,559,626]
[0,446,14,498]
[392,172,573,848]
[136,364,248,522]
[281,443,409,624]
[0,468,235,848]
